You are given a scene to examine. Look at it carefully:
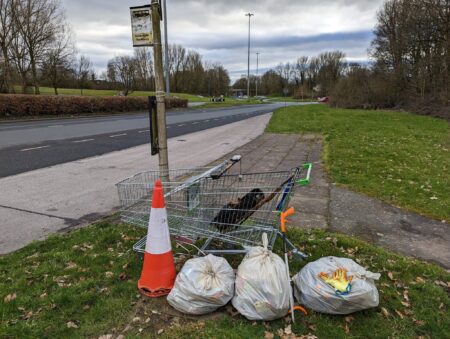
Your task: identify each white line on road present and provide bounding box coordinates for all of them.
[109,133,127,138]
[47,125,63,128]
[20,145,50,152]
[192,122,199,125]
[72,138,94,143]
[138,129,150,133]
[178,124,186,127]
[203,120,210,123]
[214,119,219,121]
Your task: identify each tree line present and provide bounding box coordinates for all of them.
[0,0,230,96]
[333,0,449,117]
[106,44,230,96]
[233,51,347,98]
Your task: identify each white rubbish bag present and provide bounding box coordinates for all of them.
[232,233,290,321]
[167,254,235,315]
[293,256,380,315]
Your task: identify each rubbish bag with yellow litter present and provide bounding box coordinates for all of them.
[293,256,380,315]
[167,254,235,315]
[232,233,290,321]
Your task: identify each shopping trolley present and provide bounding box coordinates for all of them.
[116,159,312,259]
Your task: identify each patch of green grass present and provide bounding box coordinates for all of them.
[1,218,449,338]
[12,86,212,102]
[0,217,144,338]
[193,99,268,109]
[266,105,450,221]
[267,96,314,103]
[167,228,450,339]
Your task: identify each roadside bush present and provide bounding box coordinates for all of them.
[330,67,449,121]
[0,95,187,118]
[330,68,397,109]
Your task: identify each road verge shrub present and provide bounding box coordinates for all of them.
[0,95,187,117]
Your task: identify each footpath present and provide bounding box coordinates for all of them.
[214,133,450,269]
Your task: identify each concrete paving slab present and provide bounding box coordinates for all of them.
[0,114,272,254]
[329,186,450,268]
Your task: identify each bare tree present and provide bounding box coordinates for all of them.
[41,23,75,94]
[134,47,154,91]
[166,44,187,92]
[76,55,92,95]
[10,17,32,93]
[0,0,15,92]
[107,55,137,96]
[14,0,65,94]
[372,0,449,105]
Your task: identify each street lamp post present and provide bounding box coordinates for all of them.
[256,52,260,97]
[245,12,253,100]
[162,0,170,95]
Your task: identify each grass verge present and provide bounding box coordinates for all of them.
[11,87,243,103]
[266,105,450,221]
[267,97,315,103]
[192,99,269,110]
[12,86,211,102]
[1,218,449,338]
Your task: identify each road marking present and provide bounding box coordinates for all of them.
[20,145,50,152]
[191,122,199,125]
[214,119,219,121]
[203,120,210,123]
[72,138,94,143]
[109,133,127,138]
[138,129,150,133]
[178,124,186,127]
[47,124,63,128]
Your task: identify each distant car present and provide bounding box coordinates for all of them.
[318,96,330,103]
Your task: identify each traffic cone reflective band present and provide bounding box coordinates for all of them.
[137,179,176,297]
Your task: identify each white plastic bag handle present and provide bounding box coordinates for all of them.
[262,233,268,249]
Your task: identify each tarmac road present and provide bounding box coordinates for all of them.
[0,102,310,178]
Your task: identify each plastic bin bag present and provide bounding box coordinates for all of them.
[232,233,290,320]
[167,254,235,315]
[293,256,380,315]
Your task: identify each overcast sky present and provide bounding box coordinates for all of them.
[61,0,385,81]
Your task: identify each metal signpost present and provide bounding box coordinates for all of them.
[245,13,254,100]
[130,2,169,182]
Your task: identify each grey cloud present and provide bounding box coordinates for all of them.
[61,0,381,78]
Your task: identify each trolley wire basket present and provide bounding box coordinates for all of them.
[116,157,241,229]
[117,160,312,258]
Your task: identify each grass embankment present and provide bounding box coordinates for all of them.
[266,105,450,221]
[1,218,449,338]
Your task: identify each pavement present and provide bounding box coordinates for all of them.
[0,114,272,254]
[213,133,450,269]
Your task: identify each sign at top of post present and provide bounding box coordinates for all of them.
[130,5,153,47]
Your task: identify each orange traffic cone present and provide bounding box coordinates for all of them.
[137,179,176,297]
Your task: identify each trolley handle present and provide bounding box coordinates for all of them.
[296,163,313,186]
[210,155,241,179]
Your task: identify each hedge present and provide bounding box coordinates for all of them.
[0,95,188,117]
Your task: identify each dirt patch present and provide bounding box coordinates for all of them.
[116,295,228,337]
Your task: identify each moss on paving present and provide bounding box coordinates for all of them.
[1,218,449,338]
[266,105,450,221]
